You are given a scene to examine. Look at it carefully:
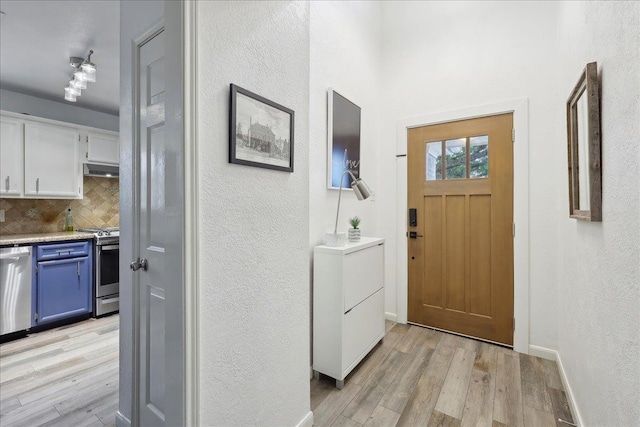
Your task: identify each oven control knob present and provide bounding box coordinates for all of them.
[97,231,103,236]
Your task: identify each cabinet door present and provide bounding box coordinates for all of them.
[87,132,119,165]
[37,256,91,324]
[0,116,24,197]
[24,122,82,199]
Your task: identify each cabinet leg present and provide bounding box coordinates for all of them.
[336,379,344,390]
[313,370,320,380]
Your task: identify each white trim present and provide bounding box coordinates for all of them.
[184,0,199,425]
[296,411,314,427]
[555,350,584,426]
[0,109,119,136]
[394,99,530,354]
[115,411,132,427]
[385,312,397,322]
[528,345,557,361]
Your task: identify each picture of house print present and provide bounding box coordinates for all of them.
[234,91,291,168]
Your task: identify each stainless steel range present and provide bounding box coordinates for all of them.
[79,228,119,316]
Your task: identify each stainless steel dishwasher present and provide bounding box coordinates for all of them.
[0,246,33,335]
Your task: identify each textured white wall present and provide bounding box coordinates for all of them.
[196,1,311,426]
[377,1,562,350]
[309,1,382,248]
[556,2,640,425]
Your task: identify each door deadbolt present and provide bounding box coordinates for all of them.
[130,258,148,271]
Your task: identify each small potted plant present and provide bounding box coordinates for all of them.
[348,216,361,242]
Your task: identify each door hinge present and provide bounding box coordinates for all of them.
[513,317,515,331]
[78,135,81,141]
[512,223,515,237]
[512,128,515,142]
[86,152,88,159]
[35,265,38,274]
[34,312,38,321]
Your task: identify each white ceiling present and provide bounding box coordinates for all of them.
[0,1,120,116]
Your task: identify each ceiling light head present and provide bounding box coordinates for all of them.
[70,78,86,90]
[64,87,77,102]
[81,62,96,82]
[66,84,81,96]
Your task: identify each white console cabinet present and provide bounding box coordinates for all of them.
[313,237,385,389]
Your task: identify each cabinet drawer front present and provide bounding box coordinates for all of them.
[342,288,385,374]
[37,241,91,260]
[344,243,384,311]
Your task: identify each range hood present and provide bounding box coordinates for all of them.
[84,163,119,178]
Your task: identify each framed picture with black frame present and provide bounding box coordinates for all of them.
[229,84,294,172]
[327,88,361,190]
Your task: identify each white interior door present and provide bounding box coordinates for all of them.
[134,25,184,426]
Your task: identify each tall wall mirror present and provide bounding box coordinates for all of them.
[567,61,602,221]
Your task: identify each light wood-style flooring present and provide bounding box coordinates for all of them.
[312,322,574,427]
[0,315,119,427]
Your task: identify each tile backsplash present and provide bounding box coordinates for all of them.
[0,176,119,235]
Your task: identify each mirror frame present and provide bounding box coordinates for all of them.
[566,61,602,221]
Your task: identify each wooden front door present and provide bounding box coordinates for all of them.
[407,113,514,345]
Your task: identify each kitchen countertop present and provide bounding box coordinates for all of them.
[0,231,95,246]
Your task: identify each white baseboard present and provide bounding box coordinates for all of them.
[115,411,131,427]
[385,312,397,322]
[525,345,583,426]
[555,350,584,427]
[296,411,314,427]
[528,344,557,361]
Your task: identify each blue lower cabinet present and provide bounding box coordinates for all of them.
[36,255,92,325]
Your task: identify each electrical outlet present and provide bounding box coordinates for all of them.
[0,209,5,222]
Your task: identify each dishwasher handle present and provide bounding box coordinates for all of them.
[0,247,32,259]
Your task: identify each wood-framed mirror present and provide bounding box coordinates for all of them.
[567,61,602,221]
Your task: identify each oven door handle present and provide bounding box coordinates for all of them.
[100,245,120,251]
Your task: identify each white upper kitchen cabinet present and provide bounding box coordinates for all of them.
[24,121,82,199]
[0,116,24,197]
[86,132,119,165]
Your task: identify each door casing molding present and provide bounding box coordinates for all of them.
[183,0,199,424]
[394,99,530,354]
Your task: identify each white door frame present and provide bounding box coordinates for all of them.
[183,0,200,425]
[394,99,530,354]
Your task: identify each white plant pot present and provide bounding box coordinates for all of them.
[325,232,347,247]
[348,228,361,242]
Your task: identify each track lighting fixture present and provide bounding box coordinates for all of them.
[64,50,97,102]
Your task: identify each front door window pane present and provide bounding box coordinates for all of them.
[470,135,489,178]
[426,141,442,180]
[445,138,466,179]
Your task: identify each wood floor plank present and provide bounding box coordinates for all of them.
[395,325,425,354]
[461,369,495,427]
[520,354,552,412]
[428,410,462,427]
[313,380,362,426]
[379,346,433,413]
[311,375,336,411]
[0,397,21,417]
[18,358,119,406]
[343,350,408,425]
[435,347,476,419]
[541,358,564,391]
[363,405,401,427]
[493,353,524,427]
[1,353,116,401]
[548,387,574,427]
[333,415,363,427]
[349,324,408,387]
[396,340,456,426]
[0,315,120,427]
[5,405,61,427]
[439,333,479,353]
[523,405,556,427]
[312,327,574,427]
